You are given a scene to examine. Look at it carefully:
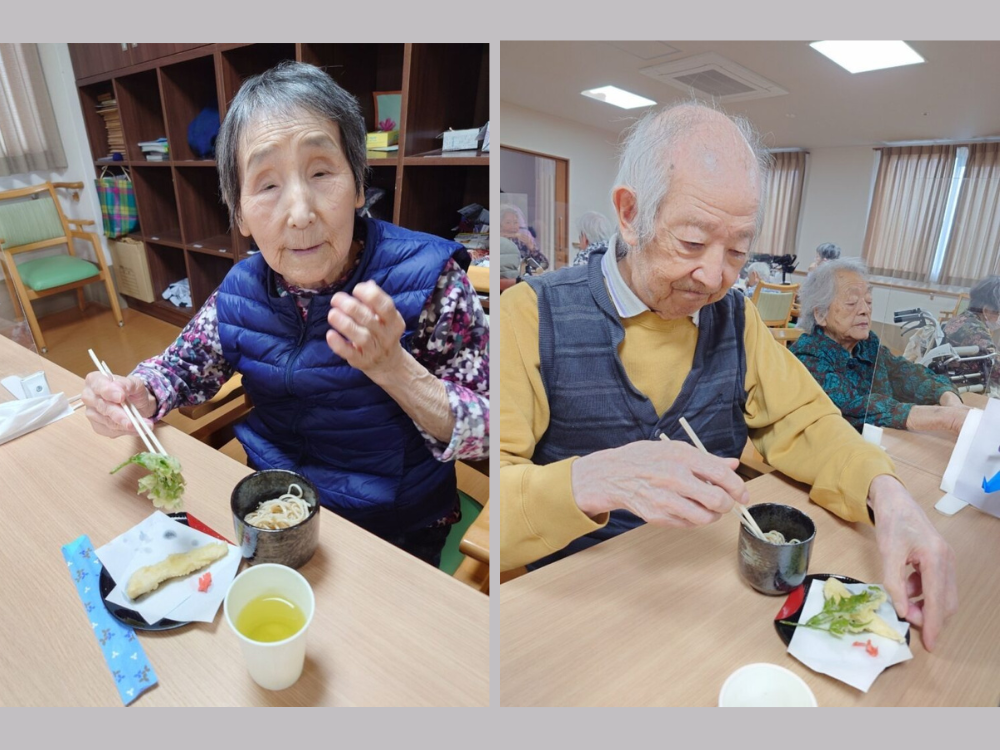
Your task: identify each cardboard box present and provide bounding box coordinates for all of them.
[109,237,155,303]
[366,130,399,148]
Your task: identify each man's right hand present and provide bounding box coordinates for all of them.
[82,371,156,438]
[572,439,749,526]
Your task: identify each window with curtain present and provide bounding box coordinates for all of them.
[937,142,1000,287]
[0,43,67,177]
[754,150,806,258]
[862,145,958,282]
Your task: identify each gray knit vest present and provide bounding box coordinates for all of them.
[525,248,748,568]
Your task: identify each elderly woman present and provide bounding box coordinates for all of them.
[806,242,841,274]
[742,260,772,296]
[81,62,489,566]
[499,203,548,275]
[571,211,613,267]
[791,258,967,435]
[943,275,1000,389]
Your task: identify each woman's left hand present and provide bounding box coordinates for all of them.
[326,280,406,378]
[938,391,965,407]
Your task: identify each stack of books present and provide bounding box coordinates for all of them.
[96,93,124,157]
[139,138,169,161]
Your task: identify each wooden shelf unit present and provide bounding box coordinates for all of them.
[69,42,489,326]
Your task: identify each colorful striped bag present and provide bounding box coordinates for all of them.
[94,169,138,238]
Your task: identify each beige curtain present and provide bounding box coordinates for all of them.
[0,43,67,176]
[862,145,955,281]
[754,151,806,258]
[938,142,1000,287]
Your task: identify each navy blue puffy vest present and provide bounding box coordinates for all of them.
[216,217,462,537]
[526,248,748,567]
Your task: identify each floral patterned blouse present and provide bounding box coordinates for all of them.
[571,240,608,268]
[511,235,549,276]
[132,248,489,464]
[790,327,957,431]
[942,309,1000,386]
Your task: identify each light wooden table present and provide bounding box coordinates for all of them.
[496,467,1000,706]
[0,340,488,706]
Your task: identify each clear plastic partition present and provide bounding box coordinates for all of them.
[868,282,996,440]
[0,261,38,354]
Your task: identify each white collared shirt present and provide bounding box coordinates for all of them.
[600,235,701,326]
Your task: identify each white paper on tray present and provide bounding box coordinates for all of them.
[97,512,240,624]
[787,581,912,692]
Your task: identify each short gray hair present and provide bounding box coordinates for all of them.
[216,61,368,226]
[798,257,869,333]
[498,203,528,229]
[577,211,613,244]
[746,261,771,281]
[969,275,1000,314]
[816,243,841,262]
[611,100,772,256]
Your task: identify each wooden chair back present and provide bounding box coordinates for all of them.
[752,281,800,328]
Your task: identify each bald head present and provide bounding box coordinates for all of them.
[611,101,770,253]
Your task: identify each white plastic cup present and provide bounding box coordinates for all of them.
[223,563,315,691]
[719,663,817,707]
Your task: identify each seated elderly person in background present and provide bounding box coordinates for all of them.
[792,258,967,435]
[496,102,956,650]
[942,275,1000,391]
[499,203,548,275]
[807,242,841,274]
[742,260,772,296]
[494,236,522,292]
[81,62,489,567]
[571,211,614,267]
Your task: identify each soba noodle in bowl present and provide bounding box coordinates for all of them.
[244,484,311,530]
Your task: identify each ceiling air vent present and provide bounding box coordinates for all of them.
[639,52,788,103]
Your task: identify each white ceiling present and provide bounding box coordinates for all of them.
[497,41,1000,149]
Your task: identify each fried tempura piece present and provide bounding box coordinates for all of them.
[822,577,904,643]
[125,541,228,599]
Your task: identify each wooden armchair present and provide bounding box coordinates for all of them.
[752,281,800,329]
[0,182,123,353]
[452,459,490,594]
[165,375,252,450]
[939,293,970,323]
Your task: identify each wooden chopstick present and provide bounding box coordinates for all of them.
[672,417,768,541]
[102,359,168,455]
[87,349,164,455]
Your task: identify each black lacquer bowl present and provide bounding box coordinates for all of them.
[231,470,320,569]
[738,503,816,595]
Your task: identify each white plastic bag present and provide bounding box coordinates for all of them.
[0,393,73,446]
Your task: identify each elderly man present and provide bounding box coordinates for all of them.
[495,102,957,651]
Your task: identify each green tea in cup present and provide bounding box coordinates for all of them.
[236,594,306,643]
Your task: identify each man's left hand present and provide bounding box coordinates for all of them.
[868,475,958,652]
[326,280,406,378]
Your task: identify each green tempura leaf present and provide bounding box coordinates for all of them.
[784,584,888,639]
[111,452,185,511]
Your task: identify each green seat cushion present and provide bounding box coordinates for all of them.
[439,491,484,575]
[16,255,99,292]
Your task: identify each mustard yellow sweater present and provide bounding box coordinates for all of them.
[495,281,900,572]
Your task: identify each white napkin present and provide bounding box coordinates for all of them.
[97,512,240,625]
[0,392,74,446]
[787,580,912,692]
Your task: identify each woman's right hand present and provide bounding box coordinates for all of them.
[81,371,156,438]
[905,405,970,435]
